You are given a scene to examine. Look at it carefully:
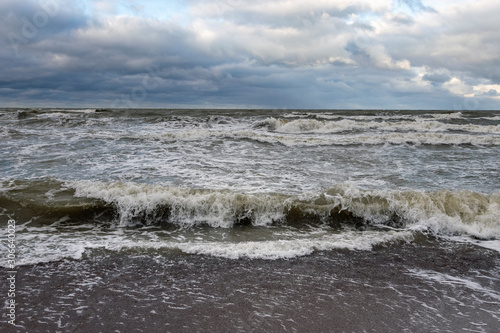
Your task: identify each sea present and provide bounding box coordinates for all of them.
[1,108,499,332]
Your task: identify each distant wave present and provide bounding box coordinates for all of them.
[3,109,500,147]
[256,117,500,135]
[23,127,496,147]
[283,111,465,121]
[155,130,500,146]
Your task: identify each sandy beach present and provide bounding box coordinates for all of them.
[2,240,499,333]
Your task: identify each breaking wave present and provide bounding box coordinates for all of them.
[66,128,500,147]
[4,109,500,147]
[2,179,499,264]
[2,179,499,240]
[257,117,500,135]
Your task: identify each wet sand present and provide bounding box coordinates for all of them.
[2,240,499,332]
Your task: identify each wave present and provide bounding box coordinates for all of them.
[2,224,416,266]
[144,230,414,259]
[197,130,500,146]
[2,179,499,240]
[484,116,500,121]
[14,108,96,119]
[282,111,466,121]
[4,109,500,147]
[0,179,116,226]
[63,127,500,147]
[256,117,500,135]
[428,112,464,120]
[2,179,499,264]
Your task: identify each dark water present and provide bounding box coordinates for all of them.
[1,108,500,331]
[3,241,499,332]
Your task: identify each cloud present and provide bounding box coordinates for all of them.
[363,44,411,70]
[0,0,499,109]
[483,89,499,97]
[192,0,391,22]
[473,85,500,99]
[443,77,473,97]
[422,73,451,84]
[92,0,118,14]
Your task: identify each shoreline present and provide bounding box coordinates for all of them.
[2,241,499,332]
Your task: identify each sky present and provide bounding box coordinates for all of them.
[0,0,499,109]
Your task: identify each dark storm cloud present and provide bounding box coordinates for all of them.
[0,1,220,106]
[0,0,499,109]
[1,0,88,54]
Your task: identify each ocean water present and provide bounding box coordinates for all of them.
[1,108,500,331]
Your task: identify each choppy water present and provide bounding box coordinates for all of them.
[1,108,500,265]
[2,108,500,332]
